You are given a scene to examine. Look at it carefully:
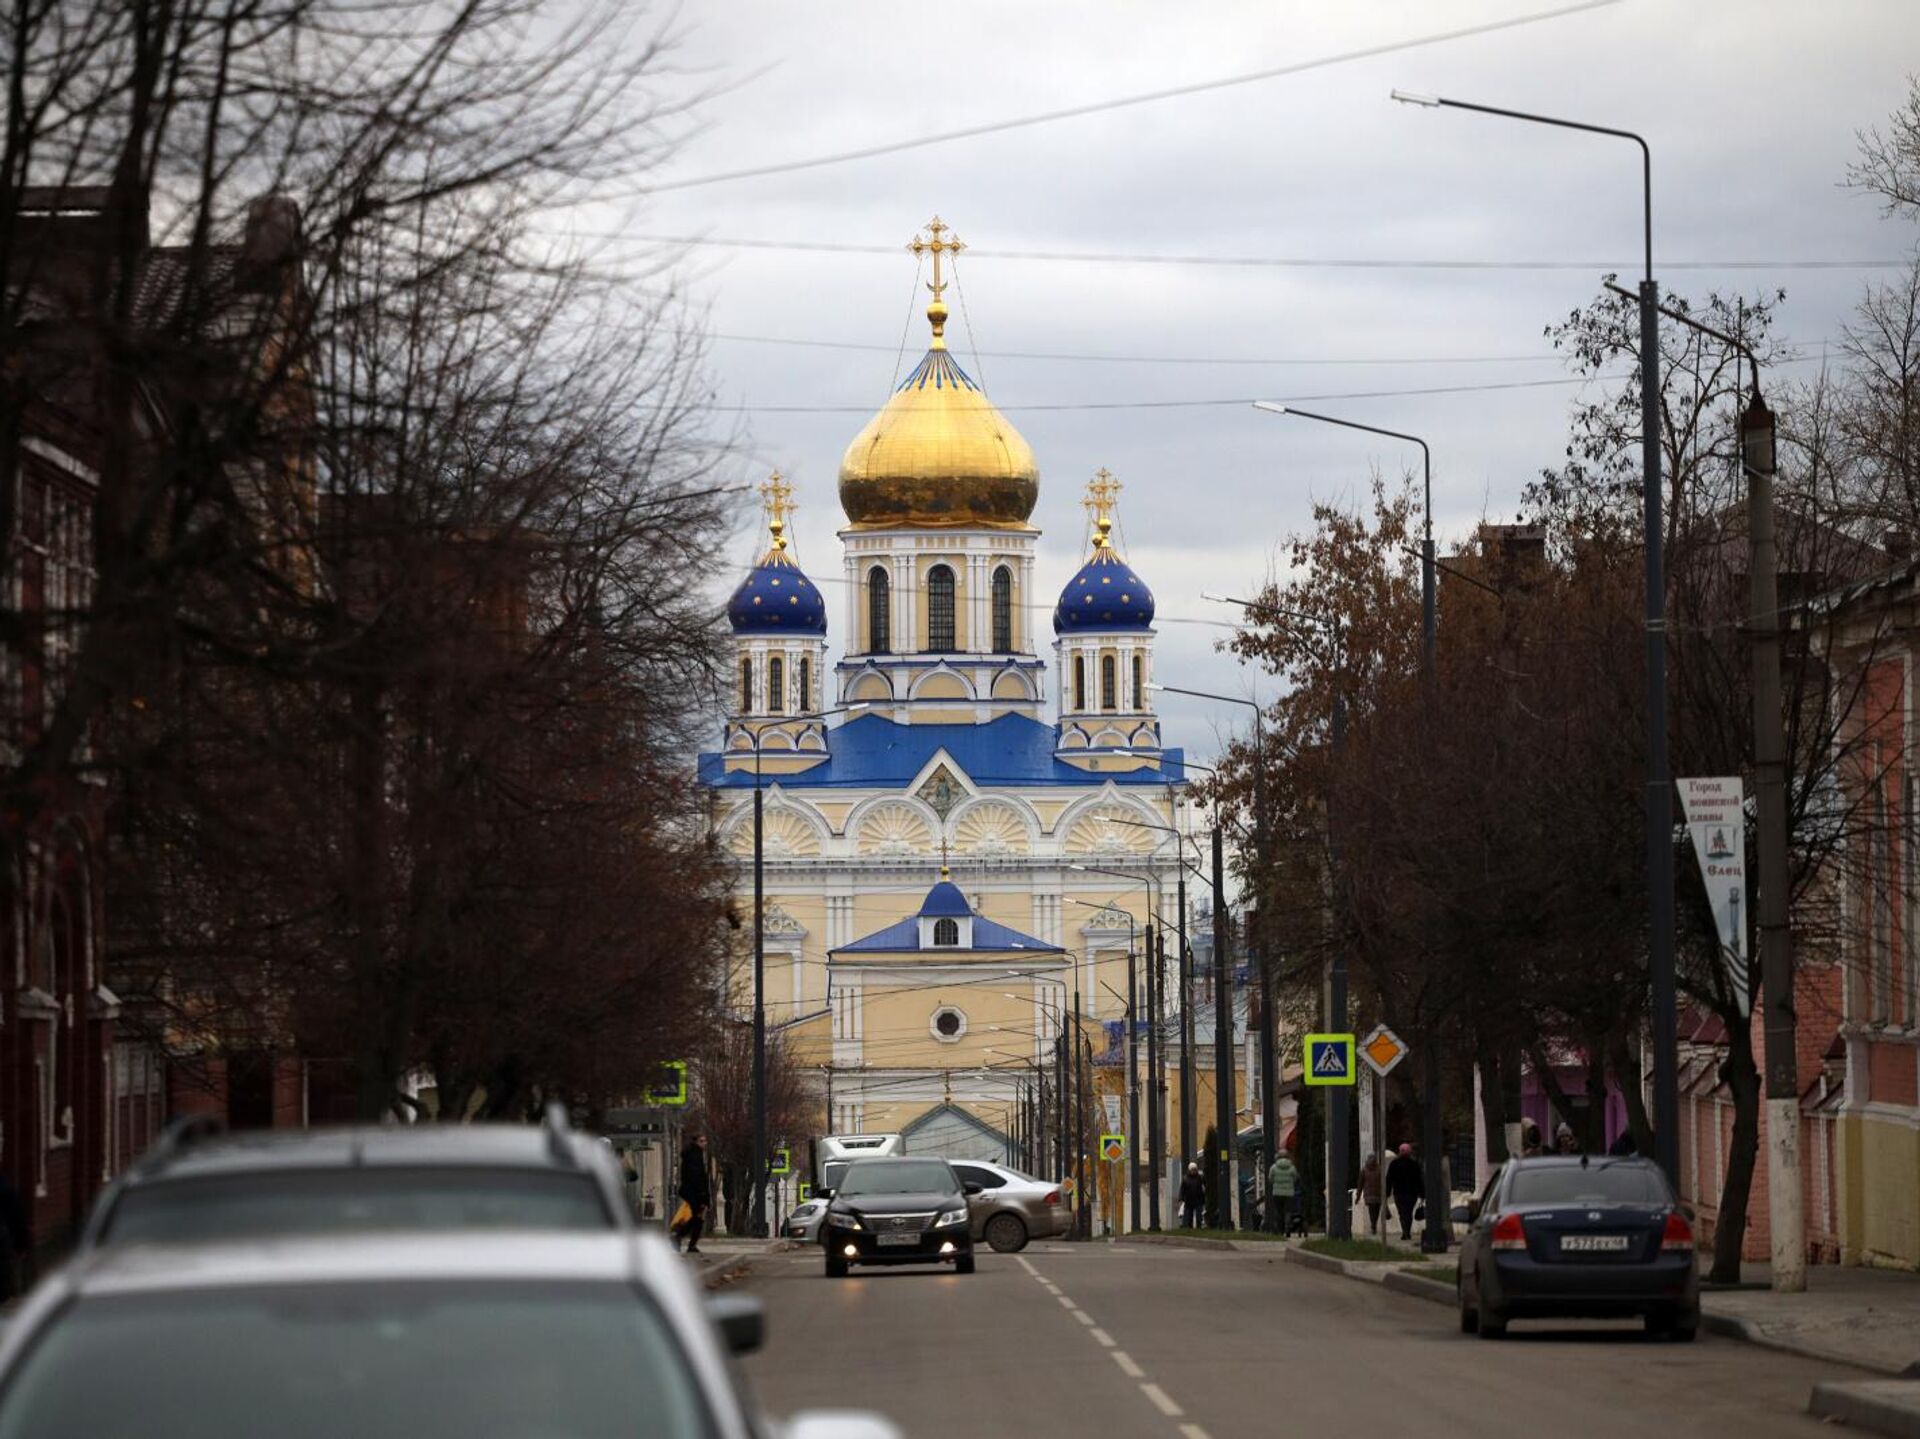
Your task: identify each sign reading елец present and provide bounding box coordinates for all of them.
[1677,776,1751,1014]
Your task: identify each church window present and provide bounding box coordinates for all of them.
[933,918,959,947]
[739,657,754,713]
[1132,654,1144,710]
[868,567,891,653]
[1073,656,1086,712]
[928,564,956,652]
[929,1004,967,1042]
[767,656,785,714]
[798,656,812,712]
[1101,655,1116,710]
[991,566,1013,652]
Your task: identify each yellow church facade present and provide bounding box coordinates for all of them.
[699,218,1216,1170]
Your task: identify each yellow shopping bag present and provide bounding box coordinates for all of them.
[670,1199,692,1232]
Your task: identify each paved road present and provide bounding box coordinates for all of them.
[739,1242,1856,1439]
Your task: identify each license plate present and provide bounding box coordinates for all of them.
[1560,1234,1630,1252]
[877,1233,920,1247]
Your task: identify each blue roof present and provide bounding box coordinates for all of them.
[838,912,1062,955]
[1055,549,1155,634]
[918,880,971,917]
[728,550,826,636]
[698,712,1187,789]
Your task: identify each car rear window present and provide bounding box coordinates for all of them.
[1505,1164,1670,1206]
[838,1160,955,1195]
[104,1169,611,1244]
[0,1281,710,1439]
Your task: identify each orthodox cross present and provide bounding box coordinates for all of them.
[760,470,795,554]
[1084,467,1122,551]
[907,215,966,305]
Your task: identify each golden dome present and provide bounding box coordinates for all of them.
[838,217,1038,530]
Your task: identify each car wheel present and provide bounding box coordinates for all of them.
[954,1249,976,1275]
[825,1250,848,1279]
[1477,1304,1508,1340]
[985,1212,1029,1254]
[1457,1271,1479,1334]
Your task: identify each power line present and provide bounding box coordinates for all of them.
[608,232,1906,273]
[639,1,1622,193]
[704,329,1572,368]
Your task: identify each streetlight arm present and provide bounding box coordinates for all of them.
[1604,279,1762,394]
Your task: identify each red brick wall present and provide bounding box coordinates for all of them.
[1868,1041,1918,1106]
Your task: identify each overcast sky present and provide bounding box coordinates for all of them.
[609,0,1918,764]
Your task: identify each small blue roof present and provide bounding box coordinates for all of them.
[838,909,1062,956]
[918,879,971,918]
[699,712,1187,790]
[1054,549,1155,634]
[728,550,826,636]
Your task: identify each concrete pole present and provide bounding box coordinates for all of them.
[1745,393,1805,1292]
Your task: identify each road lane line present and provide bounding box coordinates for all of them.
[1072,1310,1096,1326]
[1112,1351,1146,1379]
[1140,1384,1183,1417]
[1181,1427,1212,1439]
[1058,1295,1077,1310]
[1015,1257,1039,1276]
[1089,1328,1116,1347]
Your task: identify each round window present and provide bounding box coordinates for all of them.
[930,1006,967,1042]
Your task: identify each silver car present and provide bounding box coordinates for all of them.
[952,1159,1072,1252]
[0,1229,894,1439]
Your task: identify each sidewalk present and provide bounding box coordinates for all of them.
[677,1237,793,1288]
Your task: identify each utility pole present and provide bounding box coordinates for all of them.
[1073,980,1088,1238]
[1211,823,1235,1229]
[1328,694,1352,1239]
[1127,943,1141,1232]
[1176,866,1193,1172]
[751,769,767,1238]
[1146,919,1164,1229]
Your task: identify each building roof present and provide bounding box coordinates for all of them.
[837,877,1062,955]
[727,548,827,636]
[918,878,971,918]
[699,712,1186,789]
[1054,547,1155,633]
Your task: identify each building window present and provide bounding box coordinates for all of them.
[929,1004,967,1042]
[798,656,812,713]
[767,656,785,714]
[992,566,1013,652]
[1073,656,1086,712]
[927,564,956,652]
[1132,654,1144,710]
[868,567,891,653]
[739,657,754,713]
[932,917,959,947]
[1101,654,1116,710]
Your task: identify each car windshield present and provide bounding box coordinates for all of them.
[838,1160,954,1196]
[0,1281,711,1439]
[822,1160,850,1192]
[1506,1164,1669,1206]
[103,1170,611,1244]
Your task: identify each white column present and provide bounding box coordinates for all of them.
[894,552,912,655]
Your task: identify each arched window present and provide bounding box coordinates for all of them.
[798,656,812,713]
[868,567,891,653]
[1101,654,1117,710]
[767,655,785,714]
[927,564,956,652]
[1132,654,1145,710]
[1073,655,1086,712]
[739,657,754,713]
[991,566,1013,652]
[933,918,959,947]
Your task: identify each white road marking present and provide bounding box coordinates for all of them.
[1140,1384,1184,1418]
[1042,1282,1061,1295]
[1181,1426,1212,1439]
[1112,1351,1146,1379]
[1072,1310,1096,1326]
[1089,1328,1116,1347]
[1015,1257,1039,1276]
[1058,1295,1077,1310]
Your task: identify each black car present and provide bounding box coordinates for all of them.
[1456,1155,1700,1340]
[820,1157,979,1277]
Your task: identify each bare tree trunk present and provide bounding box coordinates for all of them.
[1710,1016,1761,1283]
[1607,1023,1655,1156]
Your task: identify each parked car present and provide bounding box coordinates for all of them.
[950,1159,1070,1252]
[821,1157,978,1277]
[77,1105,631,1250]
[0,1228,896,1438]
[787,1158,858,1243]
[1454,1155,1700,1341]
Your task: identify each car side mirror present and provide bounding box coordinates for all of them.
[1449,1203,1472,1224]
[707,1294,765,1356]
[962,1182,984,1196]
[787,1411,904,1439]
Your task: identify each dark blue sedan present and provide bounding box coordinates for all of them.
[1456,1155,1700,1341]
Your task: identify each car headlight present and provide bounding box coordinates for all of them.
[828,1212,862,1230]
[936,1207,969,1228]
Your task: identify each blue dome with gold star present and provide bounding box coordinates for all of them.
[728,550,826,636]
[1053,549,1155,633]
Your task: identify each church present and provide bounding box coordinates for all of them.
[697,218,1219,1177]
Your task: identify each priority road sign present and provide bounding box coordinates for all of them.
[1099,1134,1126,1162]
[1303,1033,1356,1086]
[1359,1024,1409,1078]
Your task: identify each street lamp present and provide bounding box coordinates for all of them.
[1392,87,1682,1201]
[1067,880,1149,1230]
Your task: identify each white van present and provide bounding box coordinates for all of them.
[786,1135,905,1242]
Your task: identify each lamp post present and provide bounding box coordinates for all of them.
[1393,89,1680,1197]
[742,701,869,1238]
[1069,880,1150,1230]
[1152,755,1221,1197]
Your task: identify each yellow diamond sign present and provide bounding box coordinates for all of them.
[1360,1024,1408,1077]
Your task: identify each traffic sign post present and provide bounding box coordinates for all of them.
[771,1146,791,1176]
[1358,1025,1409,1239]
[1099,1133,1126,1162]
[646,1061,689,1107]
[1303,1033,1356,1086]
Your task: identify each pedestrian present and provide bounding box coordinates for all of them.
[0,1169,28,1302]
[1266,1150,1300,1236]
[1554,1122,1580,1155]
[1357,1153,1383,1235]
[1520,1119,1545,1158]
[1178,1162,1206,1229]
[1608,1127,1638,1157]
[675,1132,712,1255]
[1385,1142,1423,1242]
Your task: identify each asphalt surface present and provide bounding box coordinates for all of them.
[739,1241,1856,1439]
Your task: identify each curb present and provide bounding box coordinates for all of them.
[1807,1381,1920,1439]
[1382,1268,1455,1306]
[1112,1233,1274,1253]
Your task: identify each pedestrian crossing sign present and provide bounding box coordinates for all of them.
[1303,1033,1356,1086]
[771,1147,791,1175]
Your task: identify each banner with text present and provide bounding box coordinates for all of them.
[1678,776,1751,1014]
